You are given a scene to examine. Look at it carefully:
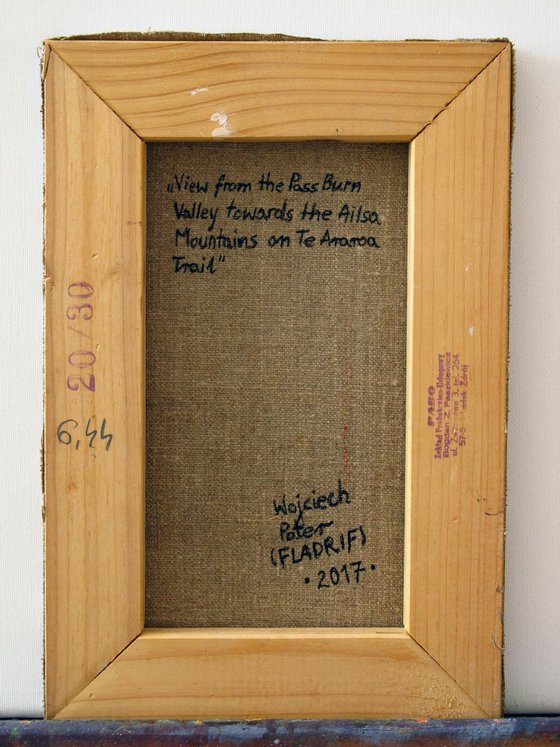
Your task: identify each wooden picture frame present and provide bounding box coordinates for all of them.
[43,38,511,719]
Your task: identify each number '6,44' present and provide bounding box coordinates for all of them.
[56,418,113,452]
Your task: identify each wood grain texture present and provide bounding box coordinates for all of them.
[44,51,145,716]
[405,46,511,716]
[47,40,508,141]
[56,628,486,719]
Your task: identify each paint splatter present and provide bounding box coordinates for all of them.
[210,111,231,137]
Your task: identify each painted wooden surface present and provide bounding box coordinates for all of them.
[47,40,508,141]
[406,46,511,716]
[2,718,560,745]
[56,629,485,720]
[44,51,145,717]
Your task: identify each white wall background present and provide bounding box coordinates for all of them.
[1,0,558,718]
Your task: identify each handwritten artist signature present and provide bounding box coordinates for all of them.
[273,478,351,518]
[270,525,367,569]
[272,479,350,542]
[269,479,366,569]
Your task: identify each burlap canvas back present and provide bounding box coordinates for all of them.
[145,141,407,627]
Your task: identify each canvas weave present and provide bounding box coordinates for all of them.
[145,141,407,627]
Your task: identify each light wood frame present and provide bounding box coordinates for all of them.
[43,38,511,720]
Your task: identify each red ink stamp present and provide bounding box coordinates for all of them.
[427,352,469,458]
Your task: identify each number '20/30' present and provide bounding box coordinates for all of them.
[66,281,96,392]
